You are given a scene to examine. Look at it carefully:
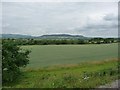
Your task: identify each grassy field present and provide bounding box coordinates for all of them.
[3,59,119,88]
[3,43,119,88]
[22,43,118,69]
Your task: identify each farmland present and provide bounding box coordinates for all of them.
[22,43,118,69]
[3,59,119,88]
[3,43,119,88]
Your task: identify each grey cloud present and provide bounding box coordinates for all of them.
[2,2,118,37]
[77,13,118,31]
[104,14,117,21]
[76,13,118,37]
[84,23,117,30]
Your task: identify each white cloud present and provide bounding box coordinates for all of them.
[2,2,118,37]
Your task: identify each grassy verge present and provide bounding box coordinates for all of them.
[3,59,119,88]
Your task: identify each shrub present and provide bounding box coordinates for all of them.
[2,40,31,83]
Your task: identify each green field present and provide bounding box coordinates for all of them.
[4,43,119,88]
[4,60,119,88]
[22,43,118,69]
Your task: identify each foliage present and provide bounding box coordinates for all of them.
[2,37,118,45]
[3,60,119,88]
[2,40,31,83]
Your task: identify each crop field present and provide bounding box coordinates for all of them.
[22,43,118,69]
[4,43,119,88]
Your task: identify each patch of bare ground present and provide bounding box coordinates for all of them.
[98,79,120,88]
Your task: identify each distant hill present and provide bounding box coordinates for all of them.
[39,34,87,39]
[1,34,33,39]
[1,34,88,39]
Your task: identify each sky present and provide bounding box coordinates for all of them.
[2,2,118,37]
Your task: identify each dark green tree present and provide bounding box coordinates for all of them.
[2,40,31,83]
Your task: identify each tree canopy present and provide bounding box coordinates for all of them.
[2,40,30,83]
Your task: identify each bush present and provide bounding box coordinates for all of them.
[2,40,31,83]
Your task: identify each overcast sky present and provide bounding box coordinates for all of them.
[2,2,118,37]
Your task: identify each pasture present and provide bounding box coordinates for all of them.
[3,43,119,88]
[3,59,119,88]
[22,43,118,69]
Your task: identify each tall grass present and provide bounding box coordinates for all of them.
[3,59,119,88]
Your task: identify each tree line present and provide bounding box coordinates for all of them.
[2,38,119,45]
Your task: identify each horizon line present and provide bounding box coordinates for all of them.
[1,33,118,38]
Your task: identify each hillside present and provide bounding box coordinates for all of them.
[1,34,33,39]
[39,34,87,39]
[1,34,88,39]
